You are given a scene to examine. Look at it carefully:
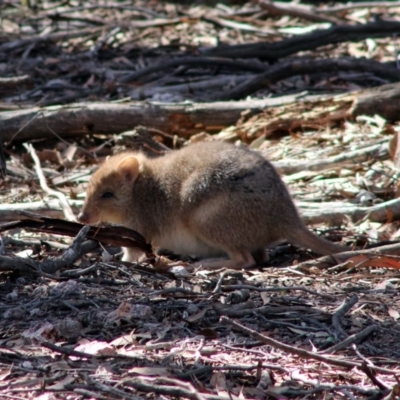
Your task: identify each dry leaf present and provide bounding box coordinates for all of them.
[22,322,58,343]
[105,302,152,326]
[260,291,270,304]
[128,367,171,376]
[388,308,400,320]
[74,340,116,356]
[46,375,75,390]
[389,131,400,168]
[288,327,309,335]
[210,371,228,396]
[347,255,400,270]
[184,306,212,322]
[111,334,140,347]
[0,368,11,381]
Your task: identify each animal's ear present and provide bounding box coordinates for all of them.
[117,156,140,183]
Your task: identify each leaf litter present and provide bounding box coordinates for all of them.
[1,0,400,399]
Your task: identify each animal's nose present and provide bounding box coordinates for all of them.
[78,212,89,223]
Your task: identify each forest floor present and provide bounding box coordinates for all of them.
[1,1,400,399]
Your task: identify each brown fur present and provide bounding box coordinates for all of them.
[78,141,347,268]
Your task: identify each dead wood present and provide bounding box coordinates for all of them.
[322,325,376,354]
[0,100,275,142]
[221,316,393,375]
[0,226,99,274]
[201,20,400,60]
[0,26,104,53]
[273,141,388,175]
[321,1,400,13]
[120,56,266,83]
[0,201,83,221]
[231,82,400,139]
[331,294,358,339]
[300,197,400,226]
[260,0,400,22]
[24,143,76,221]
[116,127,174,155]
[218,57,400,100]
[351,83,400,121]
[125,378,224,400]
[3,82,400,143]
[294,242,400,271]
[129,75,251,101]
[259,0,344,24]
[0,141,6,179]
[0,75,30,89]
[0,212,153,257]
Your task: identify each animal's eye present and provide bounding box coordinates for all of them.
[101,192,114,199]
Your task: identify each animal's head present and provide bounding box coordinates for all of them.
[78,153,141,225]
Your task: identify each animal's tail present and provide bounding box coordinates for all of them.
[288,225,347,255]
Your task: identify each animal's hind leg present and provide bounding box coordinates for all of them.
[252,248,269,264]
[195,249,255,270]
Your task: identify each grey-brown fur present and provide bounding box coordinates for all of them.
[79,141,346,269]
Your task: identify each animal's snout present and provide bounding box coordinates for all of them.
[78,212,90,224]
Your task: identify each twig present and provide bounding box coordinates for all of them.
[331,294,359,339]
[23,143,76,221]
[273,140,388,175]
[125,377,212,400]
[0,75,30,88]
[0,27,104,53]
[360,361,391,391]
[40,225,93,274]
[294,242,400,272]
[0,233,98,274]
[150,287,205,297]
[41,341,95,359]
[216,363,283,373]
[220,316,394,374]
[38,4,163,18]
[217,284,335,299]
[120,56,265,83]
[82,374,141,400]
[73,389,109,400]
[322,325,376,354]
[259,0,342,24]
[290,370,379,397]
[202,20,400,60]
[212,270,244,294]
[321,1,400,14]
[217,57,400,100]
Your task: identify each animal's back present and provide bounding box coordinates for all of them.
[154,141,291,207]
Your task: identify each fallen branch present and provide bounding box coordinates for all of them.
[259,0,342,24]
[201,20,400,60]
[331,294,359,339]
[24,143,76,221]
[299,198,400,225]
[0,234,99,274]
[220,316,394,374]
[322,325,376,354]
[218,56,400,100]
[273,140,388,175]
[3,82,400,142]
[0,211,153,257]
[294,242,400,271]
[119,56,265,83]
